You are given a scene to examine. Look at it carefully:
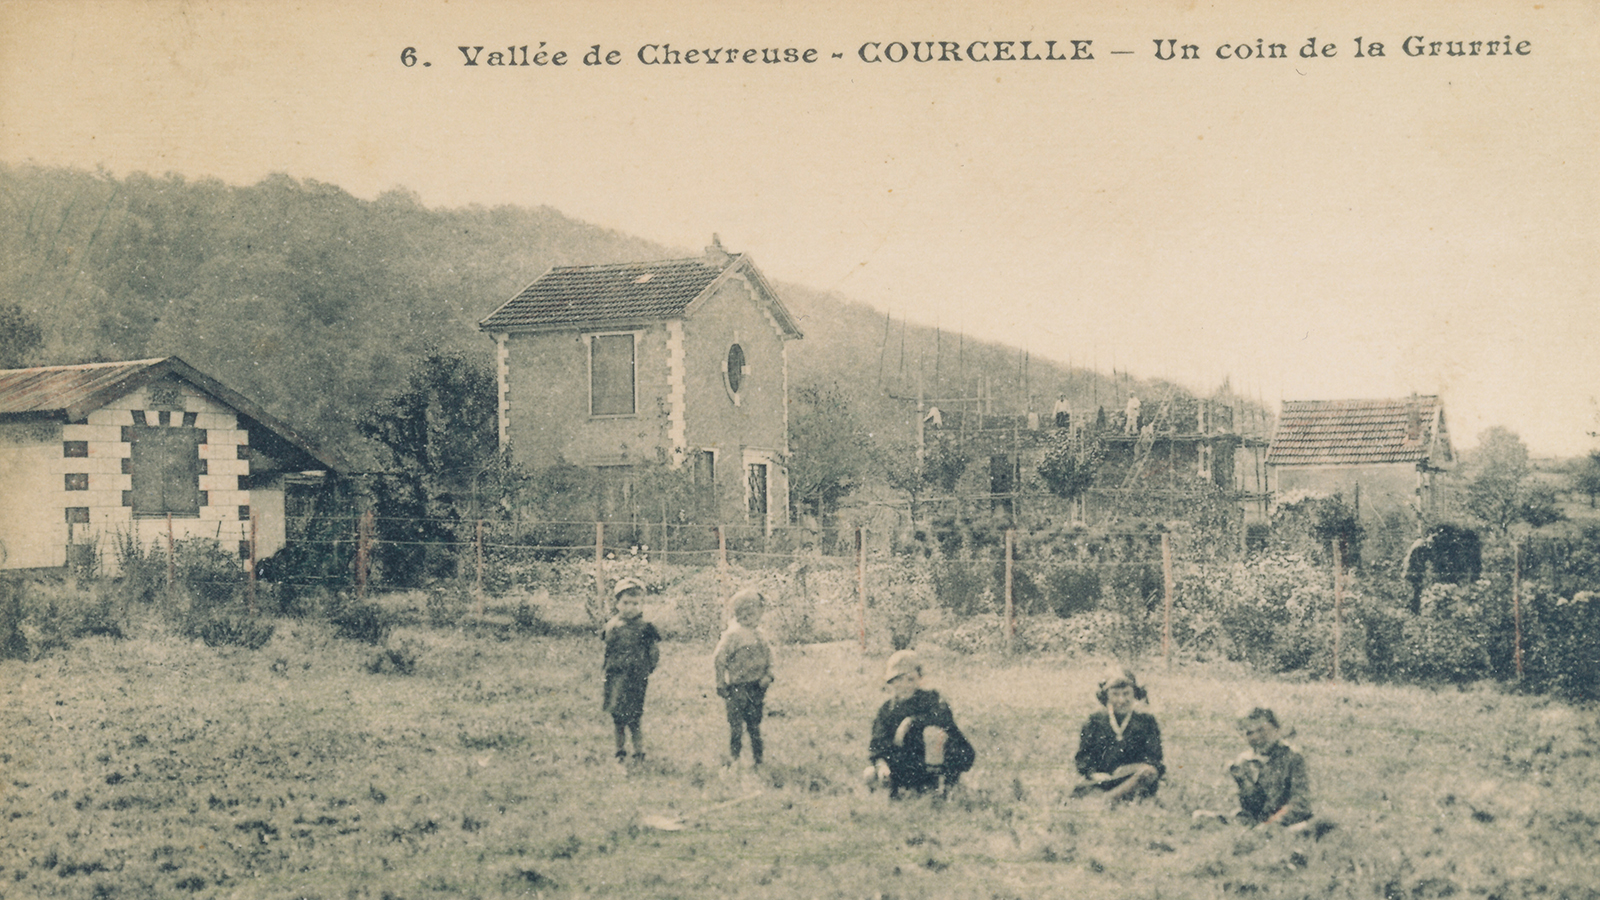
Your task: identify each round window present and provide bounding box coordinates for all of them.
[725,344,746,397]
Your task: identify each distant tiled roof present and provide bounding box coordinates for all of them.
[1267,397,1449,467]
[479,251,801,336]
[0,357,343,471]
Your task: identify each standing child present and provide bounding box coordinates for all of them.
[1073,668,1164,802]
[866,650,975,797]
[712,587,775,767]
[601,577,661,763]
[1229,707,1312,827]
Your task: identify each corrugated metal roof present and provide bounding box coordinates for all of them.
[1266,397,1448,466]
[480,257,727,331]
[0,358,168,417]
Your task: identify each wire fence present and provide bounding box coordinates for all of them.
[205,510,1374,671]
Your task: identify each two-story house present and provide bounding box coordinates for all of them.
[478,238,803,528]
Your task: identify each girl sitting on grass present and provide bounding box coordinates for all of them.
[1073,667,1164,802]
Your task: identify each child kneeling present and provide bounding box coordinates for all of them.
[865,650,975,797]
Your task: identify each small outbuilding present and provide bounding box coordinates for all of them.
[0,357,342,572]
[1266,394,1453,520]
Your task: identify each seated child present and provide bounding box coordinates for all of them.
[600,577,661,763]
[866,650,975,797]
[1073,667,1164,801]
[1228,707,1312,827]
[712,588,775,766]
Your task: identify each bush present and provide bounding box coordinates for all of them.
[5,579,125,658]
[1523,588,1600,700]
[874,560,934,650]
[1384,583,1496,683]
[191,614,275,650]
[932,556,993,616]
[366,639,421,675]
[327,594,394,645]
[1178,553,1362,676]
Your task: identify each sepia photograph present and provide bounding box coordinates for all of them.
[1,1,1597,896]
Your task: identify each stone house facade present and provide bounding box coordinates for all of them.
[478,238,803,528]
[0,358,341,572]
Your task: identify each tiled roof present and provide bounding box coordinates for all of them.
[1266,397,1448,466]
[480,257,730,331]
[0,357,343,471]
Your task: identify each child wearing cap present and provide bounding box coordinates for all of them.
[1228,707,1312,826]
[1073,667,1164,802]
[601,577,661,763]
[866,650,975,797]
[712,588,775,767]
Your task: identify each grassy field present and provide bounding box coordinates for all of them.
[3,610,1599,900]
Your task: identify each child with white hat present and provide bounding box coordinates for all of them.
[865,650,975,797]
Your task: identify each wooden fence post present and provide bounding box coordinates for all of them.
[1161,532,1174,670]
[1331,538,1344,682]
[247,510,258,616]
[356,510,371,600]
[1513,542,1524,680]
[166,513,176,603]
[1004,529,1016,654]
[717,524,728,600]
[475,519,485,616]
[856,526,867,654]
[595,522,607,620]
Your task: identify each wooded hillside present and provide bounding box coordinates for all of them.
[0,164,1227,469]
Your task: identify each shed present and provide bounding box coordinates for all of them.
[1265,395,1453,520]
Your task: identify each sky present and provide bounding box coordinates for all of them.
[2,0,1596,455]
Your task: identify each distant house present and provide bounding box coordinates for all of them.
[1266,395,1453,520]
[0,358,342,572]
[478,237,803,528]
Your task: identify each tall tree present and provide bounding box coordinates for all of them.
[787,381,872,519]
[1575,452,1600,509]
[357,351,502,585]
[1463,426,1562,534]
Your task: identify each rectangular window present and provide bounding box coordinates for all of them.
[64,473,88,491]
[63,441,88,458]
[589,333,636,416]
[747,463,768,522]
[129,425,203,517]
[65,507,90,524]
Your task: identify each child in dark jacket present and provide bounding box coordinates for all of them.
[601,577,661,763]
[1229,707,1312,826]
[866,650,975,797]
[712,588,775,766]
[1073,667,1164,801]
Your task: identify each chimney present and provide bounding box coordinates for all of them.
[1406,392,1422,442]
[704,233,731,266]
